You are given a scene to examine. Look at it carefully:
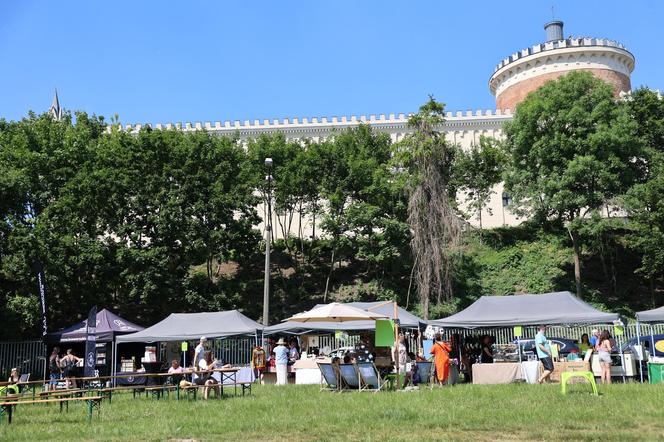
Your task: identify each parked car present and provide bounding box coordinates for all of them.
[326,346,356,360]
[621,334,664,358]
[513,337,580,360]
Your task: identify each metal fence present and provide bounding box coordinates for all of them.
[0,340,46,380]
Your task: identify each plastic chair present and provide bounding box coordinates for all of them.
[560,371,598,395]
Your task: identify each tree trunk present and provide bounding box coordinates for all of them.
[406,261,416,309]
[569,228,583,298]
[323,246,336,302]
[422,292,429,321]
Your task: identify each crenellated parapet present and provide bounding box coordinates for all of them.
[115,108,513,139]
[492,36,633,75]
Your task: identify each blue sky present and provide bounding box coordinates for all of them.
[1,1,662,124]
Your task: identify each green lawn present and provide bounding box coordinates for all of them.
[1,383,663,441]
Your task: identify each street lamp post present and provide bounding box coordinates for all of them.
[262,158,274,326]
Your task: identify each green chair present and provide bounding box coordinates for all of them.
[560,371,598,395]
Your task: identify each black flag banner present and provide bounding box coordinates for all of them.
[84,306,97,377]
[34,262,48,340]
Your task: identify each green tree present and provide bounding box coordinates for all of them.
[394,97,462,319]
[503,71,641,298]
[455,136,506,230]
[623,88,664,306]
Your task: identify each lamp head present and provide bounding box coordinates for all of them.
[264,157,273,167]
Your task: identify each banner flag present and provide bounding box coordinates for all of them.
[84,306,97,377]
[375,320,395,347]
[33,262,48,340]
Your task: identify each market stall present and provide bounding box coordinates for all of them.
[636,305,664,384]
[430,291,621,384]
[47,309,144,377]
[115,310,263,382]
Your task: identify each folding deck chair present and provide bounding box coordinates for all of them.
[338,364,361,391]
[317,362,341,392]
[416,361,434,389]
[356,362,386,392]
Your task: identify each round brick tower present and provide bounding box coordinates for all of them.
[489,21,635,111]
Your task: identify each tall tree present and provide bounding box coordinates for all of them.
[395,97,462,319]
[455,136,506,230]
[623,88,664,306]
[503,71,641,298]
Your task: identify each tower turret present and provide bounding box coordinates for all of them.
[489,21,634,111]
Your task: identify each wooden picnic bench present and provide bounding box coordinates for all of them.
[0,396,102,424]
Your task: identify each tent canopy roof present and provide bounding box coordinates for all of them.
[429,291,619,329]
[116,310,263,343]
[48,309,144,343]
[636,306,664,324]
[263,301,425,335]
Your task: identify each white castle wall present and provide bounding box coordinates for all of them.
[120,109,519,238]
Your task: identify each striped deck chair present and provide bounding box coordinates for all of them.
[317,362,341,392]
[356,362,386,392]
[338,364,361,391]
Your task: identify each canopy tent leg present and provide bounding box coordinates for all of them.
[636,321,644,383]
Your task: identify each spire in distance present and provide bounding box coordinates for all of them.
[49,89,63,120]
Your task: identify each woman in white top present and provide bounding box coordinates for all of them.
[198,351,221,399]
[597,330,613,384]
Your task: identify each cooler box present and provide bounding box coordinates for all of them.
[648,363,664,385]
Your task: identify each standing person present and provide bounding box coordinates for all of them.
[535,326,554,384]
[480,336,494,364]
[288,339,300,364]
[597,330,613,385]
[392,335,408,378]
[589,329,600,349]
[48,347,61,391]
[194,336,208,370]
[578,334,592,354]
[430,333,451,386]
[60,349,81,389]
[273,338,289,386]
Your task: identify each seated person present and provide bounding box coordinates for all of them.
[0,368,21,395]
[198,351,223,399]
[166,359,184,384]
[403,358,421,388]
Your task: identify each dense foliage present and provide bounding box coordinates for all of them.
[1,74,663,339]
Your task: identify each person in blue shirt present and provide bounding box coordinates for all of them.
[589,329,599,349]
[535,325,554,384]
[273,338,290,385]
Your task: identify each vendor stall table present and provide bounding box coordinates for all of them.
[261,366,295,385]
[292,359,323,385]
[550,361,590,383]
[472,362,522,384]
[520,360,541,384]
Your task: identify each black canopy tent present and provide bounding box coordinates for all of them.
[47,309,144,343]
[47,309,144,379]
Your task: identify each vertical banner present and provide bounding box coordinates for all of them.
[375,320,395,347]
[84,306,97,377]
[33,262,48,340]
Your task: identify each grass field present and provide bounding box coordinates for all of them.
[1,383,663,441]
